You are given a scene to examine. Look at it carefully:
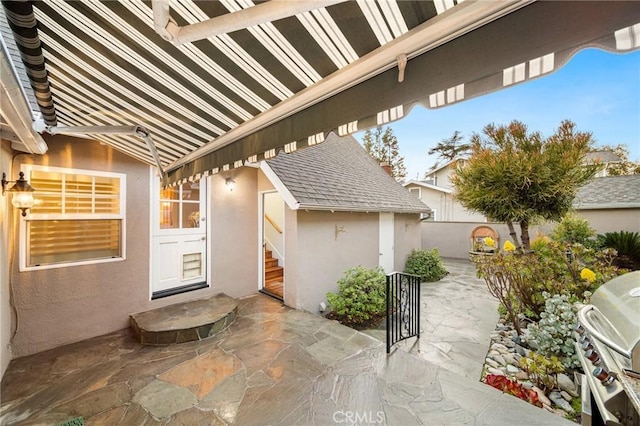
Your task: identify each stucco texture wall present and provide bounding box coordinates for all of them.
[7,135,161,357]
[295,211,379,313]
[210,168,259,299]
[421,221,552,259]
[576,209,640,234]
[393,213,421,272]
[1,140,14,378]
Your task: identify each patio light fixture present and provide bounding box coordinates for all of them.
[2,171,36,216]
[225,178,236,192]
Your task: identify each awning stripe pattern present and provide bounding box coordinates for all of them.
[1,1,639,187]
[1,0,56,125]
[163,1,640,185]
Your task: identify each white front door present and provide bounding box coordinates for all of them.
[151,175,207,297]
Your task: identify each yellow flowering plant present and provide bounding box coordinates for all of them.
[503,241,516,252]
[580,268,597,283]
[483,237,496,248]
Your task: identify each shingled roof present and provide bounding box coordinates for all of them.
[583,151,623,164]
[264,133,430,214]
[574,175,640,209]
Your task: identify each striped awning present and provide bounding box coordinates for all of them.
[1,1,639,186]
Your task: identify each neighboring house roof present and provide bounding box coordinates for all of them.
[583,151,623,164]
[264,133,430,214]
[403,180,454,194]
[425,157,465,176]
[574,175,640,210]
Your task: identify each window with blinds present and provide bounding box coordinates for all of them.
[20,166,126,270]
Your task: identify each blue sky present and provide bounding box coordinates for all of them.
[356,48,640,181]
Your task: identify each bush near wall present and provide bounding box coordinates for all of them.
[404,249,448,282]
[326,266,386,327]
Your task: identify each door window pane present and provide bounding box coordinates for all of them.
[182,182,200,201]
[183,203,200,228]
[160,201,180,229]
[159,181,202,229]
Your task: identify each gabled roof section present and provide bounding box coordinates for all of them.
[403,180,454,194]
[425,157,465,176]
[574,175,640,210]
[265,133,430,214]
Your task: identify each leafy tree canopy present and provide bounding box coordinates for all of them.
[426,130,471,172]
[452,120,597,251]
[362,126,407,179]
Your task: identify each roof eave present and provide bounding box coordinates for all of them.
[405,181,454,193]
[574,203,640,210]
[296,203,431,214]
[258,161,301,210]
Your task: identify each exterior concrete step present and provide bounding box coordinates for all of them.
[130,293,237,345]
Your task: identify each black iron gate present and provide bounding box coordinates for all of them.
[386,272,421,353]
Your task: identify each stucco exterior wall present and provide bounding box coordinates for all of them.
[1,140,13,378]
[10,135,159,356]
[576,209,640,234]
[393,213,421,272]
[295,211,379,314]
[421,221,551,259]
[210,168,259,299]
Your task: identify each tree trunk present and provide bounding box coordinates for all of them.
[506,220,521,250]
[519,219,531,253]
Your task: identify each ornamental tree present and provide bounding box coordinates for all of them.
[451,120,597,252]
[426,130,471,173]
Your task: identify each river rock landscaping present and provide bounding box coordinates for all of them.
[482,319,581,421]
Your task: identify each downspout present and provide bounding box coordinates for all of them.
[152,0,348,45]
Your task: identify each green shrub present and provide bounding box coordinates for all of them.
[474,242,621,330]
[551,213,598,248]
[519,352,565,394]
[404,249,448,282]
[601,231,640,270]
[326,266,386,324]
[525,293,580,370]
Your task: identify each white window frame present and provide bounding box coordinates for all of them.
[409,187,421,199]
[19,165,127,271]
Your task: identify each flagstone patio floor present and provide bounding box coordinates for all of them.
[0,261,572,425]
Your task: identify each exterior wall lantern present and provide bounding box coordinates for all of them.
[2,171,36,216]
[225,177,236,192]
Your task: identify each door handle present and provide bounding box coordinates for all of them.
[200,236,206,241]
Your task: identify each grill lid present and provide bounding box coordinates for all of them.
[579,271,640,370]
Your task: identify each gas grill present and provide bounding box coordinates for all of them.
[575,271,640,426]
